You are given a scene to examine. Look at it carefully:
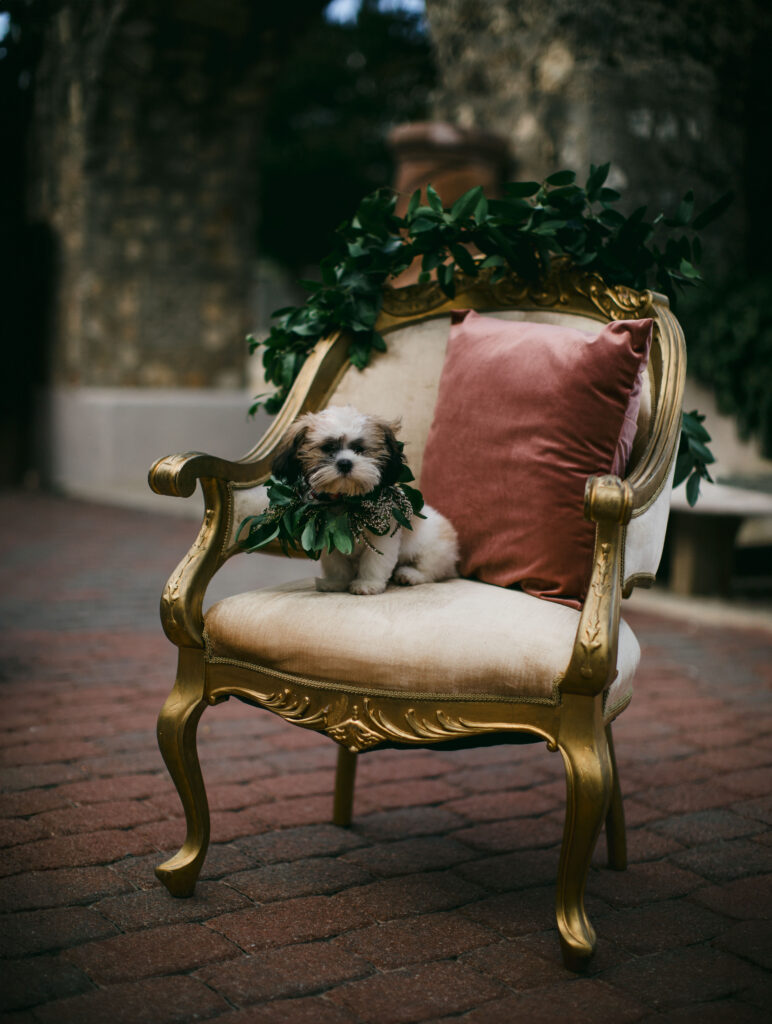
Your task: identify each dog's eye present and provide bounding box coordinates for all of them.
[321,441,339,455]
[350,440,365,454]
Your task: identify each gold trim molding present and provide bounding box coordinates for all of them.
[379,257,653,327]
[206,662,560,753]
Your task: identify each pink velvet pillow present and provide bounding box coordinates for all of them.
[420,310,653,606]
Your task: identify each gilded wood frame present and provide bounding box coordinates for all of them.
[150,258,686,969]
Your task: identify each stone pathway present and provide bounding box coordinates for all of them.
[1,491,770,1022]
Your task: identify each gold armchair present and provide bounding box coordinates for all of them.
[149,260,685,969]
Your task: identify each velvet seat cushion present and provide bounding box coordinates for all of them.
[419,311,653,606]
[204,578,639,714]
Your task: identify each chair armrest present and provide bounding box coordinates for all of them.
[560,474,632,698]
[149,329,351,649]
[149,451,270,498]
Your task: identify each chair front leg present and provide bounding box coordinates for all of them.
[155,648,210,898]
[605,723,627,870]
[555,696,612,970]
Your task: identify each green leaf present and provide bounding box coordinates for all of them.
[673,451,693,488]
[328,514,354,555]
[421,250,443,272]
[545,169,576,186]
[410,214,442,234]
[504,181,541,197]
[267,476,296,498]
[531,219,568,236]
[674,190,694,227]
[436,261,456,298]
[450,185,483,222]
[451,243,478,276]
[400,483,425,514]
[686,471,701,507]
[474,192,489,221]
[691,191,733,231]
[598,208,626,228]
[392,508,412,530]
[426,184,444,213]
[240,520,281,551]
[586,162,610,199]
[545,185,582,205]
[682,410,711,442]
[406,188,421,219]
[679,258,702,281]
[687,437,716,463]
[300,519,316,551]
[487,198,531,223]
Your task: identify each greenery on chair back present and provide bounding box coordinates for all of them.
[250,165,730,503]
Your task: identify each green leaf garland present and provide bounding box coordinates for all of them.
[239,462,426,560]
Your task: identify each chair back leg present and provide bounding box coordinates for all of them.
[155,648,211,897]
[333,746,358,826]
[604,723,627,870]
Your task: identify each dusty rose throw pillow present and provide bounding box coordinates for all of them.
[420,310,653,606]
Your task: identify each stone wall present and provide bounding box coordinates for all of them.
[28,0,323,391]
[426,0,765,274]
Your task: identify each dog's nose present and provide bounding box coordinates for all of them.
[336,458,353,474]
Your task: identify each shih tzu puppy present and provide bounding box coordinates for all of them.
[274,405,458,595]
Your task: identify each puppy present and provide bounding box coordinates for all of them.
[274,406,458,595]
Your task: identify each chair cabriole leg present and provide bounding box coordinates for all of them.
[604,723,627,870]
[332,745,358,826]
[555,697,612,970]
[155,647,210,898]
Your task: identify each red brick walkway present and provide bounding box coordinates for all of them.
[1,491,771,1022]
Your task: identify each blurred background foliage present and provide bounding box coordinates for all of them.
[681,274,772,459]
[257,0,436,271]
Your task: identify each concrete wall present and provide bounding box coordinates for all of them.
[39,387,272,515]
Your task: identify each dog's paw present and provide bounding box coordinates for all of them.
[316,577,349,592]
[349,579,387,595]
[393,566,427,587]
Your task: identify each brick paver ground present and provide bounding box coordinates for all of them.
[1,490,770,1022]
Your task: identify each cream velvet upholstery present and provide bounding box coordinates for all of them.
[204,578,638,716]
[623,456,677,587]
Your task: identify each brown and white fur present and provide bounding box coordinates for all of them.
[274,406,458,595]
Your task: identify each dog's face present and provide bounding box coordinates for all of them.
[273,406,404,497]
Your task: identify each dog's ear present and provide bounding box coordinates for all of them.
[378,419,405,487]
[272,420,309,482]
